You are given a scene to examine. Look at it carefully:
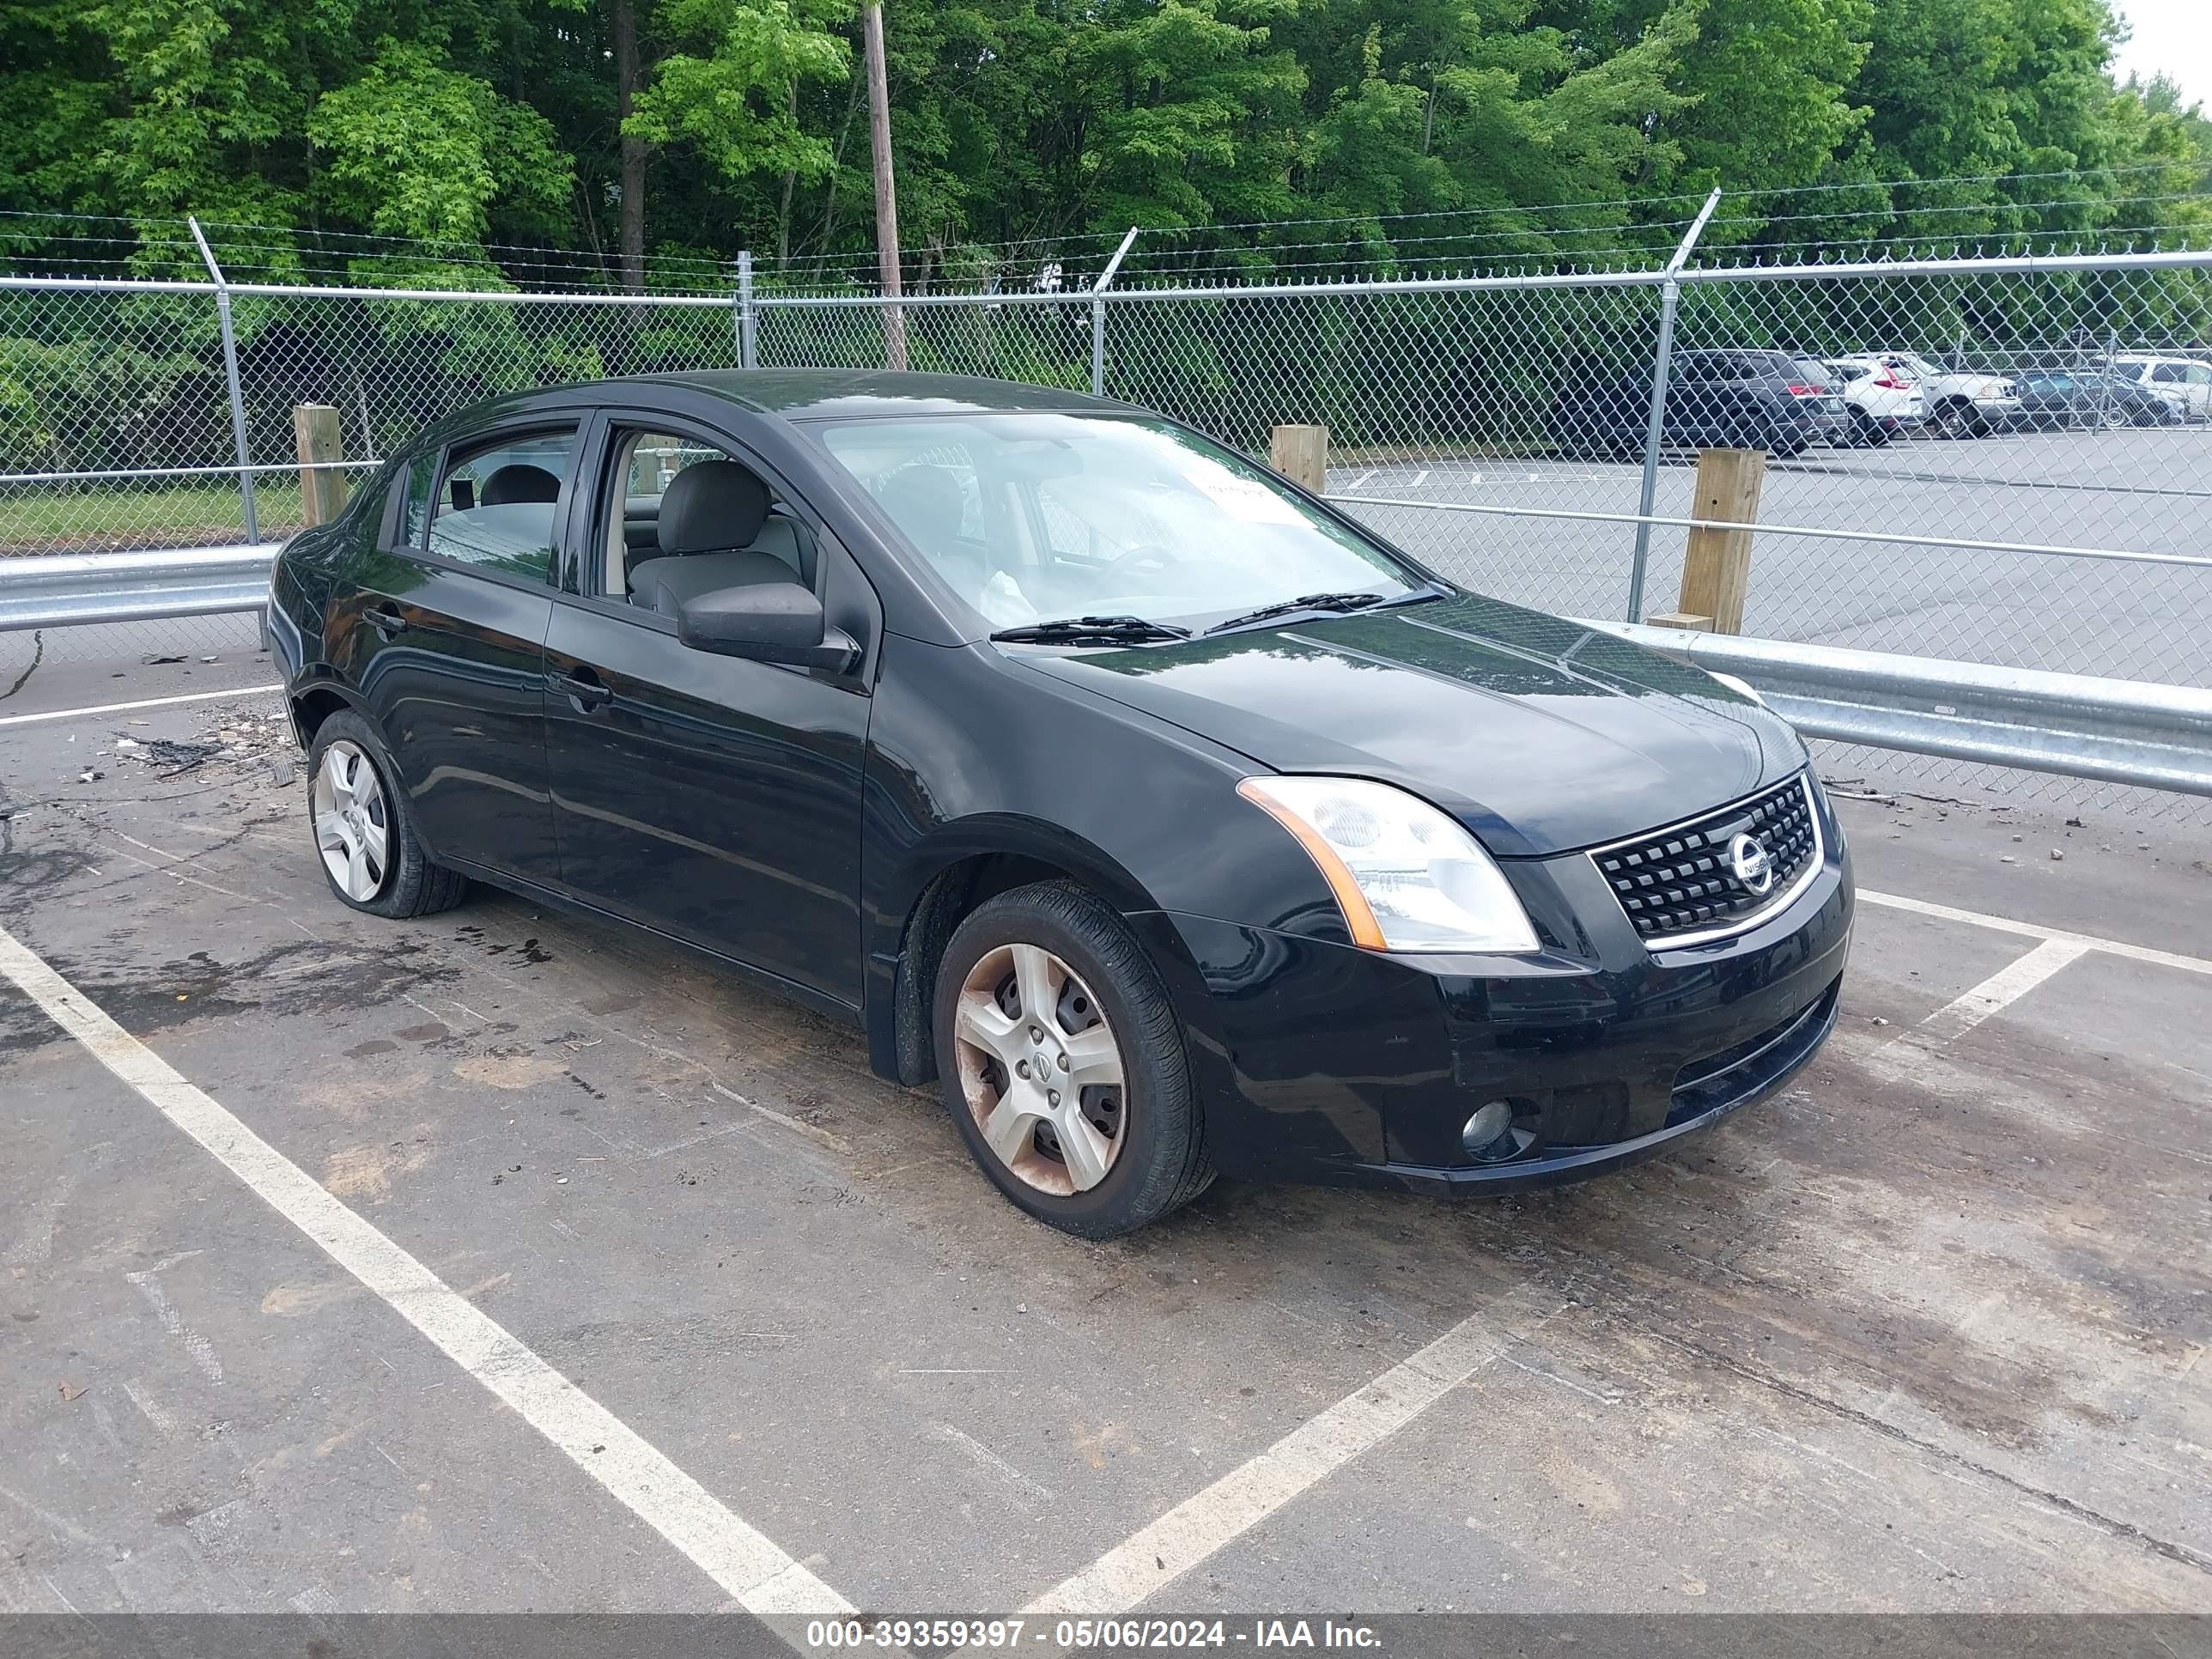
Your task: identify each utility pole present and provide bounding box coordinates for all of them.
[862,0,907,370]
[613,0,646,292]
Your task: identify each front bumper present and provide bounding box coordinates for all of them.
[1133,779,1852,1193]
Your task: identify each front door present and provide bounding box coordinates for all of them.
[542,416,873,1012]
[343,423,577,882]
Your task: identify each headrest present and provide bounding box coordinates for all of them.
[479,463,562,505]
[659,460,769,556]
[877,466,965,548]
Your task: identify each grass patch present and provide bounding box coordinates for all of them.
[0,481,303,556]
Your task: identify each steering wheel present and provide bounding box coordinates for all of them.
[1112,544,1178,579]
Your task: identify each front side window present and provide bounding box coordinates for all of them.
[600,427,816,616]
[815,413,1422,633]
[425,428,579,580]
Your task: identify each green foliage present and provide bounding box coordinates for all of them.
[629,0,852,185]
[2,0,2205,278]
[307,41,574,243]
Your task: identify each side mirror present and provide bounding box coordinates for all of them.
[678,581,859,672]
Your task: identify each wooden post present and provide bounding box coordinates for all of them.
[293,404,348,526]
[1672,446,1765,635]
[1268,424,1328,493]
[861,0,907,372]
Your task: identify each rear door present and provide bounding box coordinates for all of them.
[1664,349,1729,441]
[335,422,572,882]
[541,410,877,1012]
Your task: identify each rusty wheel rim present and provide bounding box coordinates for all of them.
[952,943,1126,1195]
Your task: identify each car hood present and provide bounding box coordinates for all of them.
[1017,593,1808,858]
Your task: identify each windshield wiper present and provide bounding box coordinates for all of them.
[1201,586,1439,637]
[989,614,1192,646]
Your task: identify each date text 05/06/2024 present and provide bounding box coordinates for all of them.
[802,1618,1383,1650]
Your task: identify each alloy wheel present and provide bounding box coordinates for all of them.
[951,942,1127,1195]
[313,739,391,902]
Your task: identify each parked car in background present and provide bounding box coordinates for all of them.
[2011,370,2186,430]
[2107,356,2212,422]
[268,369,1850,1237]
[1551,348,1850,458]
[1831,351,2019,437]
[1822,358,1926,446]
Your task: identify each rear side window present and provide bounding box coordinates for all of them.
[400,457,437,547]
[426,428,579,580]
[2151,363,2185,383]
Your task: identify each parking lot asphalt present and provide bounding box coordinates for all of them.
[2,689,2209,1620]
[1328,426,2212,684]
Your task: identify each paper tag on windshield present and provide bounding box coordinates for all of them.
[1179,465,1305,526]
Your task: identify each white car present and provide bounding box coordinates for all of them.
[2108,356,2212,422]
[1822,358,1926,447]
[1831,351,2020,437]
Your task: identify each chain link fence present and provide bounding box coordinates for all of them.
[5,238,2209,819]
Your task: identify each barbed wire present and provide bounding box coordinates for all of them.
[3,162,2209,295]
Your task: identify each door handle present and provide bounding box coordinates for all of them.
[367,604,405,639]
[552,669,614,712]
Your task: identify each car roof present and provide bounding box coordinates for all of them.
[572,368,1134,422]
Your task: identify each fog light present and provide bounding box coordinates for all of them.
[1462,1099,1516,1158]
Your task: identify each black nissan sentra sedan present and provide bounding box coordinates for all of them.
[269,370,1850,1237]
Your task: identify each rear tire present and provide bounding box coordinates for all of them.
[933,881,1212,1237]
[305,710,471,919]
[1849,410,1889,447]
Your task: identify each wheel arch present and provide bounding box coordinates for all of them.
[872,817,1185,1089]
[289,669,368,749]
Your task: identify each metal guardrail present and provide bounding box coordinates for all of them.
[0,544,278,633]
[1589,620,2212,799]
[3,547,2205,797]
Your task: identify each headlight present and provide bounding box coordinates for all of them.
[1237,775,1541,954]
[1706,670,1765,707]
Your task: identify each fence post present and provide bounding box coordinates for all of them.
[1626,187,1723,623]
[1091,227,1141,398]
[736,250,758,369]
[188,216,259,545]
[1269,425,1329,491]
[293,404,348,526]
[1650,447,1765,634]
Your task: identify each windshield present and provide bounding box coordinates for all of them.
[812,413,1423,633]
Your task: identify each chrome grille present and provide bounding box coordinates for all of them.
[1591,776,1820,946]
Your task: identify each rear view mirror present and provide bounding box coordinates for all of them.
[678,582,858,672]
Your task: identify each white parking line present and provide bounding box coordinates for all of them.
[1411,470,1430,486]
[1858,888,2212,978]
[1915,937,2094,1042]
[1023,1298,1553,1613]
[1025,880,2209,1613]
[0,922,854,1621]
[0,684,284,728]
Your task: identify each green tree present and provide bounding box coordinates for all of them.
[307,40,573,246]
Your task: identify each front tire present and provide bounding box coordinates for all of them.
[1932,398,1985,439]
[933,881,1212,1237]
[305,709,470,918]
